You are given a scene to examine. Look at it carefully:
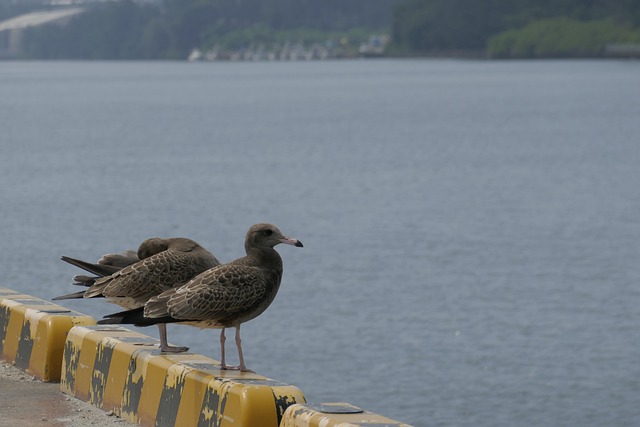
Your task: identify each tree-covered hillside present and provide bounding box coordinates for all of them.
[391,0,640,57]
[11,0,640,59]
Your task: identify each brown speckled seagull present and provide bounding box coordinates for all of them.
[54,237,220,352]
[98,223,303,372]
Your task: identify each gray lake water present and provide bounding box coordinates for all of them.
[1,59,639,427]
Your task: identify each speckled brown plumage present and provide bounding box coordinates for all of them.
[99,223,303,371]
[84,238,219,308]
[56,237,220,352]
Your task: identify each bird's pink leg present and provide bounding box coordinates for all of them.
[158,324,189,353]
[219,327,232,369]
[220,328,241,370]
[235,325,254,372]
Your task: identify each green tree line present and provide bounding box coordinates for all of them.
[391,0,640,57]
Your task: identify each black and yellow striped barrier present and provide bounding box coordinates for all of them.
[1,287,413,426]
[60,323,307,427]
[281,402,413,427]
[0,286,95,381]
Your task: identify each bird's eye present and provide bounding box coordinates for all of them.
[263,229,273,236]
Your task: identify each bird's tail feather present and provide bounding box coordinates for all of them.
[61,255,122,277]
[98,307,176,327]
[52,290,87,300]
[71,274,97,287]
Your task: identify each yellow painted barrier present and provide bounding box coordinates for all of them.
[281,402,414,427]
[61,324,306,427]
[0,287,95,381]
[1,287,413,426]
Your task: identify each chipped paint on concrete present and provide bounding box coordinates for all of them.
[121,349,149,417]
[198,379,229,427]
[0,303,12,354]
[156,363,193,427]
[0,299,21,356]
[25,308,44,337]
[91,337,118,407]
[284,406,315,427]
[61,338,80,391]
[14,317,34,370]
[274,388,306,426]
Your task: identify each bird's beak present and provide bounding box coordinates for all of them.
[280,237,303,247]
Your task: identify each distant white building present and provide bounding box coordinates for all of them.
[0,7,84,57]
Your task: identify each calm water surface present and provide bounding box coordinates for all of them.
[1,59,640,427]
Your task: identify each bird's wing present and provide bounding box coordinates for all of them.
[147,264,270,322]
[85,249,197,302]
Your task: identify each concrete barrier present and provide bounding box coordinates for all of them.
[281,402,413,427]
[0,286,95,381]
[2,287,413,426]
[60,324,307,427]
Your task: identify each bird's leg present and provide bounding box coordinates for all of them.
[220,328,237,370]
[220,326,251,371]
[157,323,189,353]
[235,325,254,373]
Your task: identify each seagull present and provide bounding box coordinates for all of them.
[98,223,303,372]
[54,237,220,352]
